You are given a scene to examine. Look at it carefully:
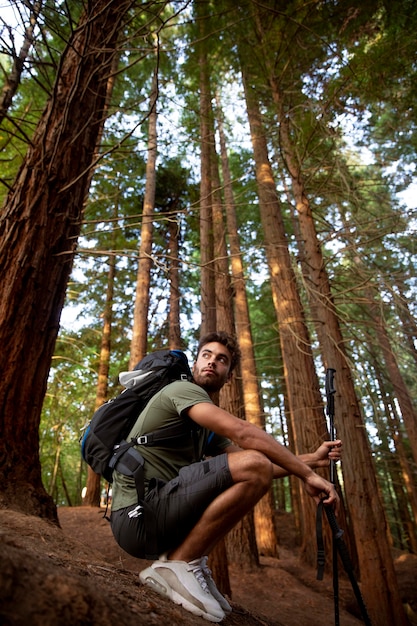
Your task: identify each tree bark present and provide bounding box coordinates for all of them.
[270,73,409,626]
[208,103,260,571]
[167,205,182,349]
[216,94,279,558]
[130,64,159,368]
[241,64,329,568]
[0,0,133,520]
[366,283,417,468]
[198,9,216,336]
[84,206,118,507]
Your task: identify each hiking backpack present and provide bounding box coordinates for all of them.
[81,349,194,486]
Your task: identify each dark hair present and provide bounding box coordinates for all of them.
[196,331,241,373]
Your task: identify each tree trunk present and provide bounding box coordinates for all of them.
[0,0,133,520]
[84,217,118,506]
[394,281,417,370]
[241,64,329,567]
[130,64,158,368]
[198,7,216,336]
[366,283,417,468]
[0,1,43,123]
[372,365,417,552]
[208,104,260,571]
[216,93,279,558]
[194,0,231,592]
[271,75,409,624]
[207,538,232,600]
[167,205,182,348]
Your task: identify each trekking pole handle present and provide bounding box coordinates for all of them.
[325,368,336,422]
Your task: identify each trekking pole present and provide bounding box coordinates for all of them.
[322,368,373,626]
[323,505,373,626]
[325,368,340,626]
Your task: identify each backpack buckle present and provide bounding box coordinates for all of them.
[136,435,149,445]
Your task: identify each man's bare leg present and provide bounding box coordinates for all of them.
[168,449,273,562]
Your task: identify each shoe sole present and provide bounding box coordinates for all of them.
[139,567,224,622]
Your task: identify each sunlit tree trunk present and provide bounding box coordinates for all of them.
[198,12,216,336]
[241,65,329,567]
[0,0,133,520]
[209,116,240,414]
[366,283,417,468]
[393,281,417,370]
[216,95,279,558]
[271,74,409,624]
[167,205,182,348]
[365,289,417,551]
[207,103,260,573]
[389,414,417,551]
[194,1,229,594]
[130,65,158,367]
[49,432,62,500]
[83,199,118,506]
[59,457,73,506]
[371,363,417,552]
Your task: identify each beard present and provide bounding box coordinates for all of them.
[192,366,225,393]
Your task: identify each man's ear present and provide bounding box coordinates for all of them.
[227,370,233,382]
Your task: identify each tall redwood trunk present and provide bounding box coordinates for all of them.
[207,103,260,572]
[198,10,216,336]
[0,0,133,520]
[130,65,158,368]
[84,201,118,507]
[194,1,229,596]
[366,283,417,467]
[241,64,330,566]
[167,205,182,349]
[267,61,409,624]
[216,94,279,558]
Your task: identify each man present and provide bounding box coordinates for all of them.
[110,331,341,622]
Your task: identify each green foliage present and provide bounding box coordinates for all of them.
[0,1,86,199]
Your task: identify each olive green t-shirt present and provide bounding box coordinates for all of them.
[111,380,231,512]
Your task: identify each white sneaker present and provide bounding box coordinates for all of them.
[139,556,225,622]
[200,556,232,614]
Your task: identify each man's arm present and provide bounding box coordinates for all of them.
[224,439,342,478]
[187,402,339,507]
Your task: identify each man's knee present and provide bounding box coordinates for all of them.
[228,449,273,489]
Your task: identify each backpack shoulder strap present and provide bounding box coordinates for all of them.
[133,421,202,462]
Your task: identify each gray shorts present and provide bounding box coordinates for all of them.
[110,453,233,559]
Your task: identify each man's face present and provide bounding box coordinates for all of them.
[192,341,233,393]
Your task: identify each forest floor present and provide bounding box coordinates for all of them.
[1,505,417,626]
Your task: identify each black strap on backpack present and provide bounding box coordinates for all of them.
[109,442,146,500]
[132,422,201,459]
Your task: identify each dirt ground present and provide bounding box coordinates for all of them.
[1,505,416,626]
